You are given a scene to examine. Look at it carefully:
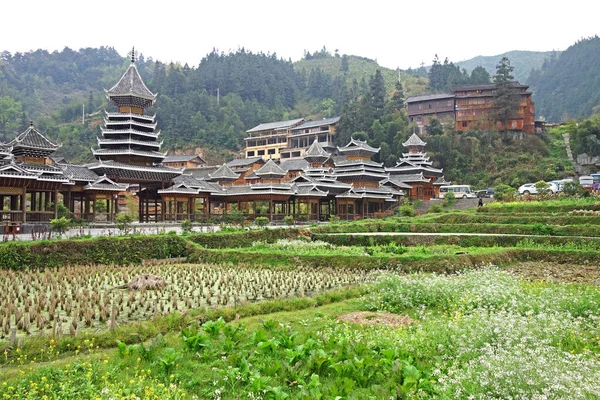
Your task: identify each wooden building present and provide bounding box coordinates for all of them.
[280,117,340,160]
[406,82,535,134]
[453,83,535,133]
[406,93,456,133]
[244,118,304,160]
[89,50,182,222]
[162,154,206,169]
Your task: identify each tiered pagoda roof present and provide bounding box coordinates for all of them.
[92,49,175,182]
[337,138,380,158]
[9,122,60,158]
[105,49,157,109]
[303,139,330,164]
[402,133,427,148]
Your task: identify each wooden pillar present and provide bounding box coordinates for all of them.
[138,186,143,223]
[53,190,58,218]
[21,188,27,223]
[269,200,273,221]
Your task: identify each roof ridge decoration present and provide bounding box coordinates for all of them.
[255,159,286,176]
[402,133,427,148]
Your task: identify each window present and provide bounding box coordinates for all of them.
[247,151,255,157]
[257,150,265,156]
[462,122,468,128]
[268,149,275,155]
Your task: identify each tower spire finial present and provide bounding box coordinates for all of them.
[131,46,135,63]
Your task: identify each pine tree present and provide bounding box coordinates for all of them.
[493,57,520,132]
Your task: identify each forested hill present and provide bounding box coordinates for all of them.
[0,47,422,164]
[527,36,600,122]
[454,50,558,83]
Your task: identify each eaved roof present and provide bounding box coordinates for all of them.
[279,159,309,172]
[337,138,380,155]
[293,116,340,130]
[255,159,286,177]
[303,139,330,161]
[84,175,129,192]
[60,164,100,182]
[209,164,240,180]
[163,154,205,163]
[226,157,264,168]
[106,51,156,103]
[402,133,427,147]
[406,93,454,103]
[9,122,60,151]
[246,118,304,133]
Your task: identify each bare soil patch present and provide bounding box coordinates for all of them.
[338,311,413,328]
[506,262,600,285]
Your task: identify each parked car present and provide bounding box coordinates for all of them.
[579,176,594,188]
[518,182,559,195]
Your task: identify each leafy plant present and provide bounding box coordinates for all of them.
[158,347,182,377]
[254,216,270,228]
[50,217,71,237]
[116,213,134,234]
[443,191,456,207]
[180,219,193,234]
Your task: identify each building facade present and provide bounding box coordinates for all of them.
[406,82,535,134]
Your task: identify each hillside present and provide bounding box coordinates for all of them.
[527,36,600,122]
[454,50,558,83]
[294,53,429,98]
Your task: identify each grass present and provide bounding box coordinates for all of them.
[4,268,600,399]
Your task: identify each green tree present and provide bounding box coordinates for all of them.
[369,69,386,120]
[426,118,444,136]
[340,54,349,73]
[493,57,521,133]
[0,96,23,141]
[388,80,405,113]
[470,66,491,84]
[116,213,134,234]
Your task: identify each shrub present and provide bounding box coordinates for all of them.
[562,181,584,197]
[254,216,270,228]
[429,204,443,213]
[116,213,134,234]
[535,180,551,196]
[50,217,71,237]
[180,219,193,234]
[329,215,340,223]
[494,184,516,202]
[283,216,295,226]
[443,192,456,208]
[398,203,416,217]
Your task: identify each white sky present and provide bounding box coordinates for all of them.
[2,0,598,70]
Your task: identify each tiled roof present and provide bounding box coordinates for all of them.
[382,177,413,189]
[9,123,59,151]
[60,164,100,182]
[337,138,379,155]
[406,93,454,103]
[303,139,330,161]
[433,176,451,185]
[247,118,304,133]
[279,159,309,171]
[84,176,128,192]
[387,173,430,183]
[106,62,156,102]
[293,117,340,130]
[402,133,427,147]
[255,159,286,177]
[92,148,166,160]
[209,164,240,180]
[163,154,205,163]
[452,82,528,92]
[185,166,218,180]
[226,157,264,167]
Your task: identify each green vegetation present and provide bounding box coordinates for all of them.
[528,36,600,121]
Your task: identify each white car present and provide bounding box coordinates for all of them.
[517,182,559,195]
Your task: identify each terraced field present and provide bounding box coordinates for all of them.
[2,197,600,399]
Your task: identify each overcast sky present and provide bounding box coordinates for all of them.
[2,1,598,70]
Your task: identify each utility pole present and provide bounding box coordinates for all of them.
[216,88,220,105]
[82,104,85,124]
